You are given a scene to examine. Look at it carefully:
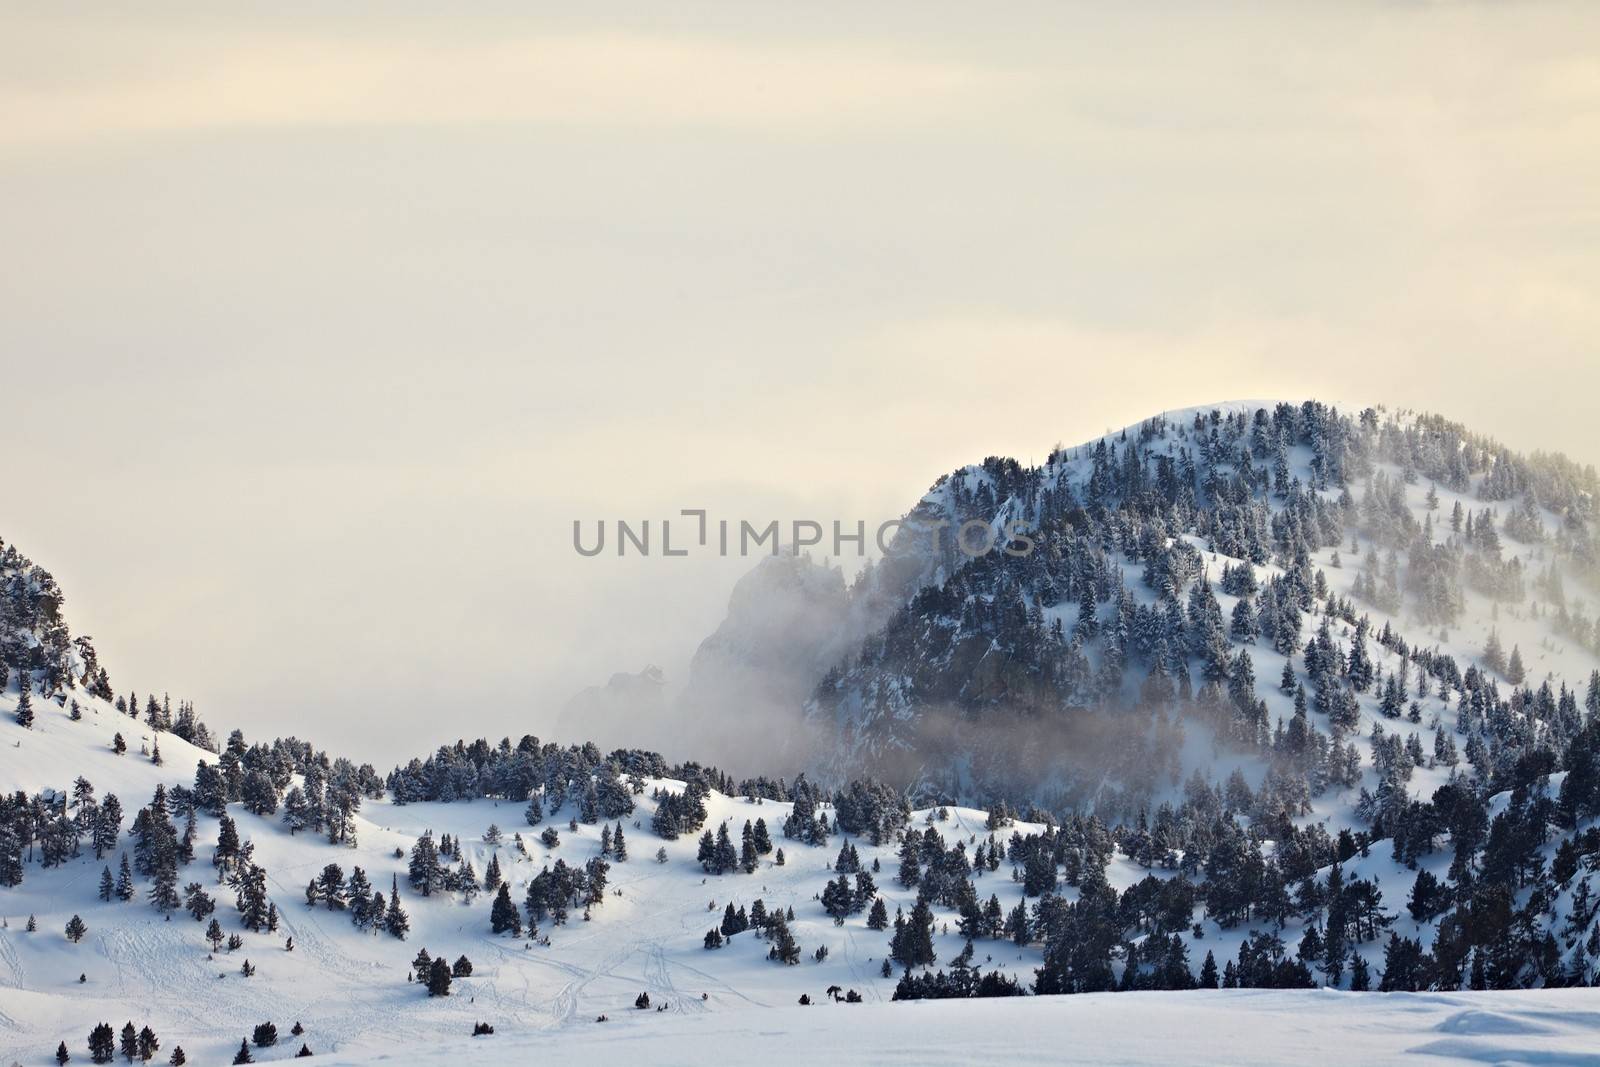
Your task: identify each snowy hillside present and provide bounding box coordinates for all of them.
[322,988,1600,1067]
[0,689,1069,1064]
[14,688,1600,1065]
[808,400,1600,807]
[6,399,1600,1065]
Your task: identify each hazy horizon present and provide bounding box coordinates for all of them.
[3,3,1597,766]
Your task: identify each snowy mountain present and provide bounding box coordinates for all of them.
[796,401,1600,802]
[6,399,1600,1065]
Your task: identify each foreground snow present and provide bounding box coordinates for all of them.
[324,988,1600,1067]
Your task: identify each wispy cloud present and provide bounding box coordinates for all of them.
[0,27,1035,149]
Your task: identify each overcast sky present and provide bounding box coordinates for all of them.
[2,3,1596,765]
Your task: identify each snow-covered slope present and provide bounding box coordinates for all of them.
[0,686,1068,1064]
[6,398,1600,1066]
[323,988,1600,1067]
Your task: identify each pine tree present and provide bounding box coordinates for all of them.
[909,898,937,967]
[15,679,33,728]
[347,867,374,928]
[138,1025,160,1061]
[88,1023,116,1064]
[232,1039,253,1064]
[92,796,122,860]
[1507,645,1527,685]
[65,914,88,943]
[120,1022,138,1063]
[116,853,134,901]
[1484,630,1507,675]
[252,1022,277,1048]
[490,883,522,936]
[767,914,801,965]
[427,956,453,997]
[715,822,738,873]
[897,836,921,888]
[314,864,347,910]
[408,833,443,896]
[184,883,215,922]
[99,866,115,902]
[385,876,410,940]
[612,822,627,861]
[56,1040,70,1065]
[1349,953,1371,991]
[148,858,180,914]
[213,816,241,872]
[235,865,271,932]
[740,822,758,873]
[169,1048,186,1066]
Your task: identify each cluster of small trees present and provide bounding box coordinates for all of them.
[304,862,411,939]
[700,896,801,963]
[410,948,473,996]
[696,818,772,874]
[79,1021,170,1065]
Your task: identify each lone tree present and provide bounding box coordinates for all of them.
[231,1038,254,1064]
[65,915,88,943]
[56,1040,70,1065]
[253,1022,278,1048]
[14,681,32,727]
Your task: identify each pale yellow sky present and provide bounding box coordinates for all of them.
[2,3,1596,762]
